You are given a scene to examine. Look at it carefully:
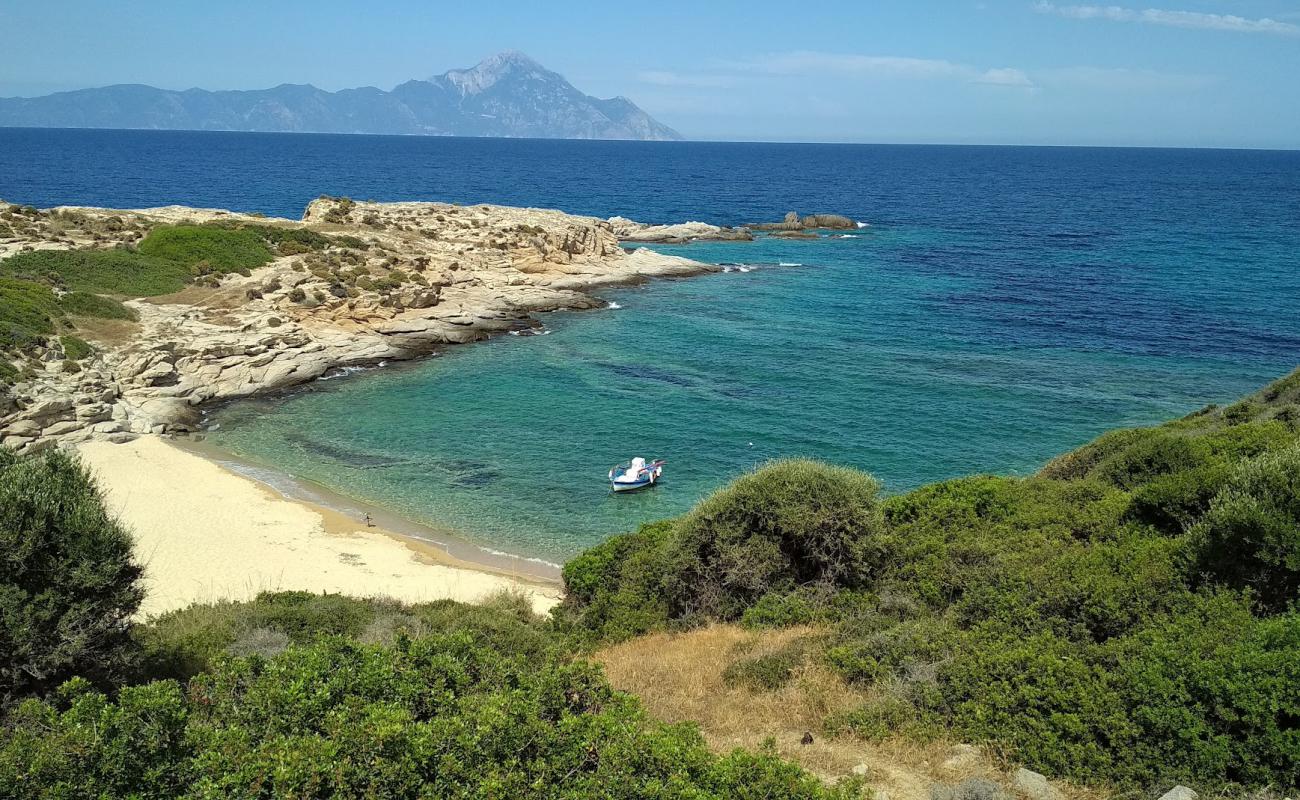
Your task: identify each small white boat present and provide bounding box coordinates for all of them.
[608,457,665,492]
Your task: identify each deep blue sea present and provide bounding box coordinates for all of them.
[3,128,1298,564]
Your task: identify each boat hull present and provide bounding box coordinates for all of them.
[610,478,655,492]
[609,461,664,492]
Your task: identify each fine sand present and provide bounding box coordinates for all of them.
[77,436,564,619]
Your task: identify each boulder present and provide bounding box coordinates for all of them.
[21,397,74,419]
[1011,768,1062,800]
[1157,787,1198,800]
[3,419,42,437]
[135,397,201,430]
[942,743,981,773]
[42,420,87,437]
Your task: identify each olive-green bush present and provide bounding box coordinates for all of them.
[0,635,857,799]
[0,449,143,707]
[559,368,1300,792]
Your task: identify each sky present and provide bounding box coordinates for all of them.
[1,0,1297,148]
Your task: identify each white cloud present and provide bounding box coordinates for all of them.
[727,51,1035,88]
[975,67,1035,87]
[636,70,736,89]
[1033,2,1300,36]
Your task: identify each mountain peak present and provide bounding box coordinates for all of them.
[0,52,683,141]
[438,50,552,96]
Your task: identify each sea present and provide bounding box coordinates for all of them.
[3,127,1298,566]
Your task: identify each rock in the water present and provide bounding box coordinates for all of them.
[800,213,856,229]
[1157,787,1198,800]
[1012,768,1062,800]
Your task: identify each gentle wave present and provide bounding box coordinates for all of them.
[478,546,563,570]
[606,301,623,309]
[778,261,803,267]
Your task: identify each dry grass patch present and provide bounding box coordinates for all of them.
[594,624,1108,800]
[65,316,141,349]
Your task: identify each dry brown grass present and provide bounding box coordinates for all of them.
[594,624,1112,800]
[67,316,141,349]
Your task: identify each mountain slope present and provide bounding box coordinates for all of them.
[0,51,681,141]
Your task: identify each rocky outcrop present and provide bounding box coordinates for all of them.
[0,199,715,453]
[753,211,859,231]
[1009,769,1062,800]
[606,217,753,244]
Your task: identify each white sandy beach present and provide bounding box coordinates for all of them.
[77,436,563,618]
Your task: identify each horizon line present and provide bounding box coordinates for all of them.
[0,125,1295,152]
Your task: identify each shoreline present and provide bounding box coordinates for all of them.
[79,435,564,619]
[170,434,564,581]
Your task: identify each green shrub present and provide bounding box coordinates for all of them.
[933,629,1133,781]
[722,638,814,692]
[1095,430,1206,489]
[59,334,92,361]
[1189,445,1300,610]
[0,636,853,799]
[666,459,888,620]
[59,290,138,320]
[136,591,560,682]
[1108,593,1300,788]
[0,449,143,706]
[0,247,192,296]
[136,225,273,275]
[557,521,675,643]
[824,694,919,742]
[0,277,59,350]
[825,617,958,686]
[1124,462,1230,533]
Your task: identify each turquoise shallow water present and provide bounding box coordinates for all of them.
[206,227,1298,563]
[5,132,1296,564]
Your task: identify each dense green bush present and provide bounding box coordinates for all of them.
[136,225,274,274]
[58,334,92,361]
[1107,593,1300,788]
[0,278,60,351]
[136,589,561,681]
[0,449,143,706]
[561,368,1300,792]
[1189,445,1300,610]
[667,459,888,620]
[59,290,137,321]
[0,247,192,296]
[0,635,855,799]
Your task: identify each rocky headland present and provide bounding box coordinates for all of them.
[0,198,714,454]
[605,210,863,243]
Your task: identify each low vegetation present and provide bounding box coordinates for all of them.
[0,449,143,706]
[0,220,349,383]
[4,370,1299,796]
[559,369,1300,793]
[0,449,857,798]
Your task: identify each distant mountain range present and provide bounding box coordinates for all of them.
[0,52,682,141]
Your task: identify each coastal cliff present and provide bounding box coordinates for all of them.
[0,198,712,453]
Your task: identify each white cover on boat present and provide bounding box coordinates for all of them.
[620,457,647,482]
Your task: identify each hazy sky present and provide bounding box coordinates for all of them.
[2,0,1297,148]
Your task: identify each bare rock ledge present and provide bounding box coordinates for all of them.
[0,199,716,452]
